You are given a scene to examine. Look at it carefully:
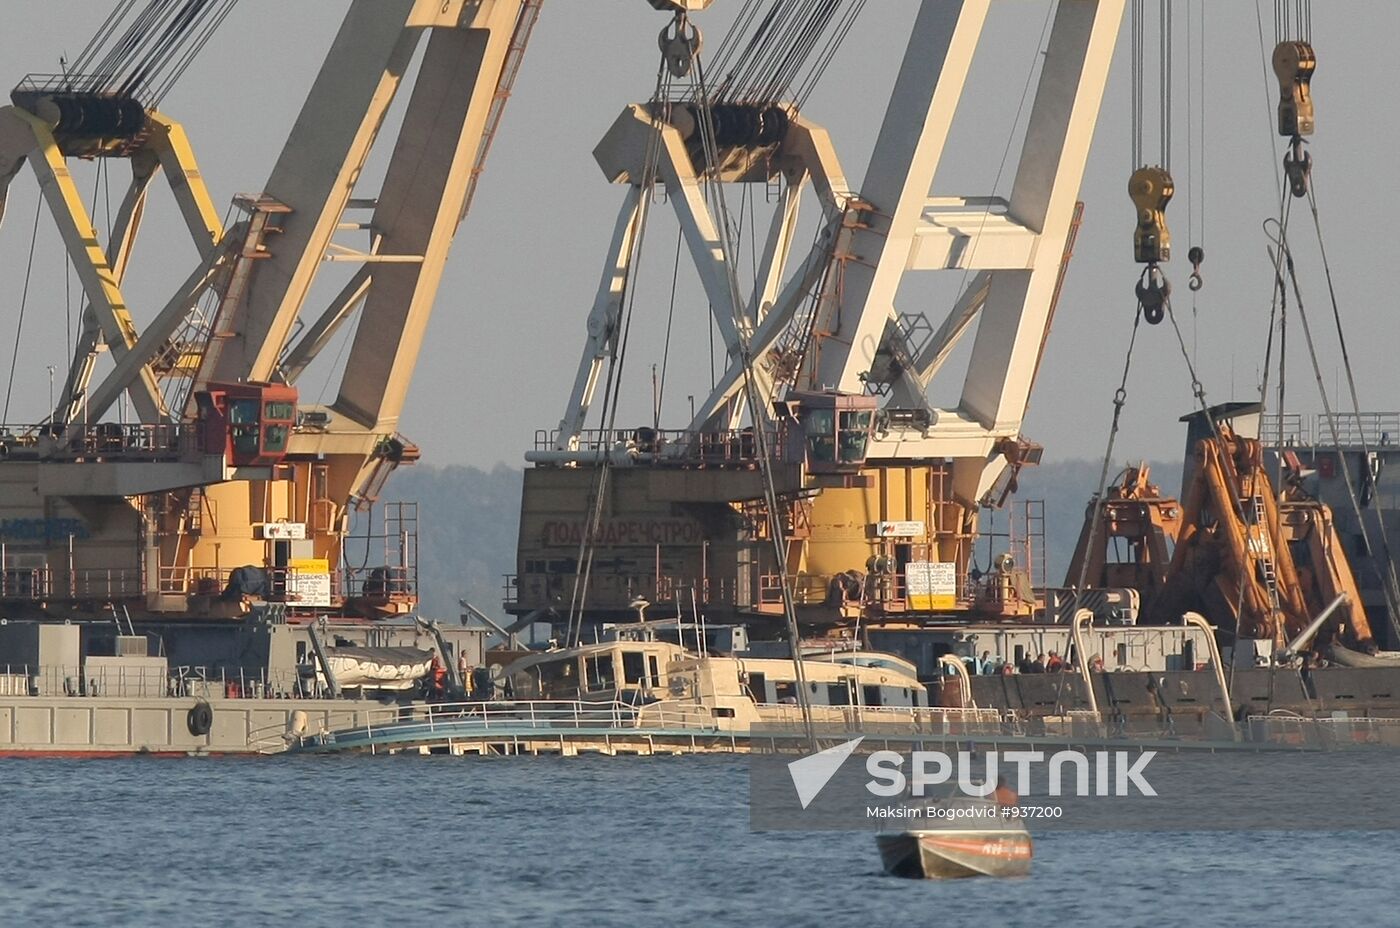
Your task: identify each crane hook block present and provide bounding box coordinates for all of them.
[1129,166,1173,265]
[1272,41,1316,138]
[660,18,702,78]
[1135,267,1171,325]
[1187,245,1204,292]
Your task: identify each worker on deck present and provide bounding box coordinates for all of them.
[427,649,447,700]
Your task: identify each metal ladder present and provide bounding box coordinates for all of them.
[767,204,865,394]
[1249,493,1284,624]
[459,0,544,222]
[110,603,135,636]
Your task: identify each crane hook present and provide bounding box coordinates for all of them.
[1187,245,1204,292]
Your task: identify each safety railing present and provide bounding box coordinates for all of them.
[757,571,975,609]
[752,702,1005,735]
[0,568,144,601]
[1245,712,1400,749]
[532,426,786,466]
[154,564,415,605]
[250,697,1016,754]
[12,74,156,108]
[0,422,196,461]
[1260,412,1400,449]
[250,697,732,753]
[506,571,739,612]
[0,663,312,700]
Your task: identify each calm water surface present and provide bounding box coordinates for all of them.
[1,754,1394,927]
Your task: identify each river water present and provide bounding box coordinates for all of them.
[2,753,1395,927]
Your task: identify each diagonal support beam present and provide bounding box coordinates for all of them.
[280,266,373,383]
[7,108,166,422]
[556,187,644,449]
[82,235,239,422]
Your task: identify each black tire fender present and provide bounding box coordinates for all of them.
[187,700,213,737]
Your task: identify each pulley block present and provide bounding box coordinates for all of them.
[1283,136,1312,198]
[1272,41,1316,139]
[1129,166,1174,265]
[659,17,702,78]
[1135,265,1171,325]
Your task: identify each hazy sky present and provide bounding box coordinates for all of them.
[0,1,1395,472]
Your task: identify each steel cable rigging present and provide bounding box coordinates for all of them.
[36,0,240,108]
[700,0,864,109]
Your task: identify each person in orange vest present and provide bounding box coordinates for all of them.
[428,649,447,700]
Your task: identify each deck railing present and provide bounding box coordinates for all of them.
[0,663,313,699]
[248,696,1012,754]
[1260,412,1400,449]
[248,697,727,753]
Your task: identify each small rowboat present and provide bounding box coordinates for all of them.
[876,818,1033,879]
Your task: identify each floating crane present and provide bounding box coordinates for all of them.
[0,0,542,620]
[514,0,1124,632]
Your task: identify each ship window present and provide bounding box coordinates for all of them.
[827,683,850,705]
[648,655,659,685]
[622,651,646,685]
[538,658,575,691]
[228,399,259,424]
[774,681,797,703]
[837,411,872,463]
[231,426,259,457]
[714,707,736,718]
[584,654,616,691]
[863,685,882,707]
[264,401,295,420]
[264,425,289,453]
[804,409,835,463]
[747,671,768,702]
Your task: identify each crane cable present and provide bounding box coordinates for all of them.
[2,199,44,425]
[1073,307,1145,603]
[1058,305,1142,719]
[1260,1,1398,643]
[1290,193,1400,643]
[693,44,817,749]
[564,49,674,647]
[1128,0,1174,324]
[53,0,239,108]
[703,0,864,109]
